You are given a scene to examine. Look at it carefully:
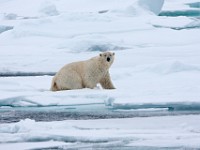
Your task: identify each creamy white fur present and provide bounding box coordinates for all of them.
[51,52,115,91]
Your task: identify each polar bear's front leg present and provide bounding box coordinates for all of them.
[100,72,115,89]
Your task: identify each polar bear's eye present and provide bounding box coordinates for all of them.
[104,54,106,57]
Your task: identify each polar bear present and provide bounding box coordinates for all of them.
[50,51,115,91]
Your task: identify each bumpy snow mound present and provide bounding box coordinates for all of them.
[0,25,13,34]
[39,1,59,16]
[0,119,35,134]
[87,44,127,52]
[138,0,164,15]
[135,61,200,74]
[3,13,18,20]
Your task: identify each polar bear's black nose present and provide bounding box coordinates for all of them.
[107,57,110,62]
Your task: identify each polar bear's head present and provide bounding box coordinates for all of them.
[99,51,115,68]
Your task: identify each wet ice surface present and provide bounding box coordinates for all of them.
[33,145,195,150]
[187,2,200,9]
[1,104,200,123]
[159,10,200,18]
[39,147,190,150]
[32,144,196,150]
[0,72,55,77]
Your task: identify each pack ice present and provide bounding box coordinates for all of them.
[0,0,200,149]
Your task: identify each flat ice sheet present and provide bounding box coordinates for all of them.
[0,115,200,149]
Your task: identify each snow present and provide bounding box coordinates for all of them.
[0,0,200,149]
[1,115,200,149]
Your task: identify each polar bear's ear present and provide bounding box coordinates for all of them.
[100,53,102,57]
[113,52,115,55]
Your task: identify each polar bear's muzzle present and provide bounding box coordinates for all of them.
[107,57,111,62]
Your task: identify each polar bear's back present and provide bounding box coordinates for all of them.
[51,61,85,91]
